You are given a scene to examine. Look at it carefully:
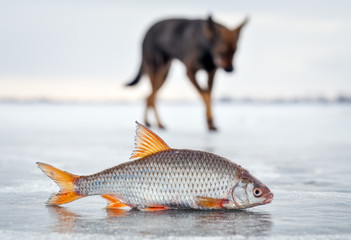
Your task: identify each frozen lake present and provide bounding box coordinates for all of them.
[0,102,350,239]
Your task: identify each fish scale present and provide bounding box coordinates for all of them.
[76,149,238,209]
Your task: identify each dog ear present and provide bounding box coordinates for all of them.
[233,16,249,33]
[204,15,216,39]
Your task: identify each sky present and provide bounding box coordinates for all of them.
[0,0,351,101]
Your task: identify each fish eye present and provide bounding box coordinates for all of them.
[253,188,263,197]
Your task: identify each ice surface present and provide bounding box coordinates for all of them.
[0,102,351,239]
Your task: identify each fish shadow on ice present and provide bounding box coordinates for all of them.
[48,206,272,237]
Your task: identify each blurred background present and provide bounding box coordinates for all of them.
[1,0,351,102]
[1,1,351,239]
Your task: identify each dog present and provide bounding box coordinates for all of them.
[126,16,248,130]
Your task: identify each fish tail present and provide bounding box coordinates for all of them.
[37,162,84,205]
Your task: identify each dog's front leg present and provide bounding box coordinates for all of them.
[205,69,217,131]
[187,69,217,131]
[202,91,216,131]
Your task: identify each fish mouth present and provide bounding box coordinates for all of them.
[263,193,274,204]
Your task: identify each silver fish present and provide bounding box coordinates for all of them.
[37,122,273,211]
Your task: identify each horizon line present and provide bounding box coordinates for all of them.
[1,95,350,104]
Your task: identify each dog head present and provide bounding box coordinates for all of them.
[204,16,248,72]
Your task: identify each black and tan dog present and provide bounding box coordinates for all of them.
[126,16,248,130]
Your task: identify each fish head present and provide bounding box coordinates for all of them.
[230,168,273,209]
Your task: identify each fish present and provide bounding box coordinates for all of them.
[37,122,273,211]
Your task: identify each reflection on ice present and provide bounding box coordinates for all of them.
[48,206,272,237]
[48,206,80,234]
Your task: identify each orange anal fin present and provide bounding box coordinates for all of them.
[195,197,229,209]
[48,192,83,205]
[141,205,170,211]
[101,194,130,209]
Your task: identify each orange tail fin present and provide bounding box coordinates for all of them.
[37,162,84,205]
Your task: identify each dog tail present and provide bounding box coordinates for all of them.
[126,64,143,87]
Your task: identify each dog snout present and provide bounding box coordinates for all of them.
[224,65,234,72]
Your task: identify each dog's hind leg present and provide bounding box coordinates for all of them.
[145,61,171,129]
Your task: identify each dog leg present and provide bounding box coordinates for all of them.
[205,69,217,131]
[146,62,171,129]
[186,69,217,131]
[145,92,164,129]
[202,91,216,131]
[144,96,152,127]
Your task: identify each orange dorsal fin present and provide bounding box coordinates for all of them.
[130,121,172,160]
[37,162,84,205]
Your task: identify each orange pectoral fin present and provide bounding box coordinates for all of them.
[101,195,130,209]
[195,197,229,209]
